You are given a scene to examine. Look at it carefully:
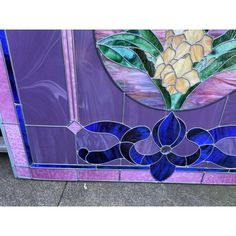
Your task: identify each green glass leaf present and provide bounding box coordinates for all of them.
[105,39,156,64]
[106,40,155,77]
[97,44,132,68]
[126,30,164,53]
[98,33,161,58]
[213,30,236,47]
[199,50,236,81]
[213,39,236,54]
[152,79,171,109]
[195,39,236,71]
[97,44,146,72]
[170,83,200,109]
[106,39,138,48]
[132,48,155,77]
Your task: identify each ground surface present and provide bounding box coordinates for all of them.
[0,154,235,206]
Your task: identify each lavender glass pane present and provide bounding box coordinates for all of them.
[76,128,118,151]
[175,98,227,130]
[215,138,236,155]
[26,126,76,164]
[6,30,70,125]
[221,91,236,125]
[73,30,123,125]
[124,95,166,127]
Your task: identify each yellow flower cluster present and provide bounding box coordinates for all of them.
[154,30,213,95]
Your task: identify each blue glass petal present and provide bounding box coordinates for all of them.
[79,144,123,164]
[84,122,130,140]
[190,145,214,166]
[167,153,186,166]
[187,128,214,146]
[209,126,236,143]
[150,155,176,181]
[120,142,135,164]
[152,118,164,147]
[129,145,144,164]
[157,113,181,146]
[167,149,201,166]
[121,126,150,143]
[78,148,89,160]
[185,149,201,165]
[129,145,162,165]
[171,119,186,147]
[141,152,163,165]
[207,147,236,168]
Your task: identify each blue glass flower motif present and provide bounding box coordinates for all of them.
[78,112,236,181]
[147,112,187,181]
[77,113,198,181]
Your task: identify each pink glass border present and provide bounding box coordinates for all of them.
[2,124,28,167]
[0,44,18,124]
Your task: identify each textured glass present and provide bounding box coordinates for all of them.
[0,29,236,184]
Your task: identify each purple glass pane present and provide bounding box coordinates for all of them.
[215,137,236,155]
[6,30,70,125]
[26,126,76,164]
[221,91,236,125]
[73,30,123,125]
[124,95,166,127]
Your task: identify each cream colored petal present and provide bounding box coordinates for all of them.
[155,55,164,68]
[164,36,174,48]
[190,44,204,62]
[161,65,174,78]
[184,30,204,44]
[162,47,176,63]
[166,30,174,39]
[175,41,191,59]
[182,69,200,86]
[199,35,213,55]
[171,34,186,49]
[162,72,177,87]
[154,64,165,79]
[166,86,177,95]
[170,59,178,65]
[175,78,190,94]
[173,54,192,77]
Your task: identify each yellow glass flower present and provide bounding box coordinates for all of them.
[153,30,213,95]
[165,30,213,63]
[155,54,200,95]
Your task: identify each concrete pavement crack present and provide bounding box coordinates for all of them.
[57,181,68,206]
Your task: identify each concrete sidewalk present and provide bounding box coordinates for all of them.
[0,154,235,206]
